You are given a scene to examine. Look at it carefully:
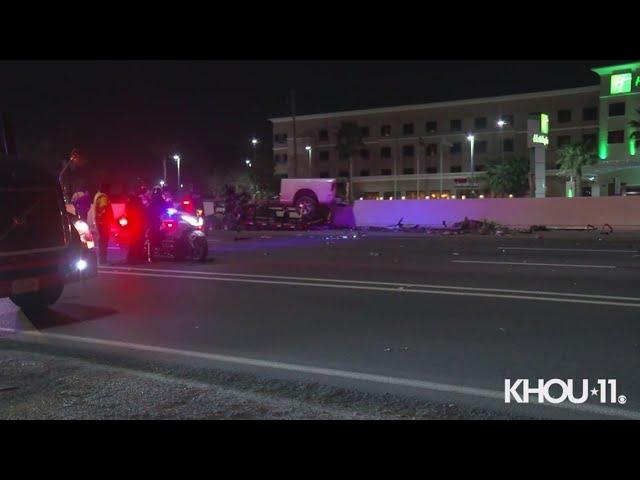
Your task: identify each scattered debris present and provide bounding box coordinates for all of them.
[600,224,614,235]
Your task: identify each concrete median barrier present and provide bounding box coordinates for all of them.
[333,197,640,230]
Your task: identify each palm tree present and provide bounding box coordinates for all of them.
[629,107,640,149]
[485,156,529,197]
[335,121,364,203]
[556,142,597,197]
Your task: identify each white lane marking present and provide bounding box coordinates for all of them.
[497,247,638,254]
[98,270,640,308]
[452,260,616,269]
[99,265,640,302]
[1,327,638,420]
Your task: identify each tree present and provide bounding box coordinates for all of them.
[556,141,597,197]
[335,121,364,203]
[485,156,529,197]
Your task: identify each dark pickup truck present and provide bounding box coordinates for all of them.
[0,159,97,312]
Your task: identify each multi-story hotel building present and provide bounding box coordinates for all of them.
[269,62,640,199]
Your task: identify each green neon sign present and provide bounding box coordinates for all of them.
[532,133,549,146]
[540,113,549,135]
[611,73,632,94]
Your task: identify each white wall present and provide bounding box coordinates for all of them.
[333,197,640,230]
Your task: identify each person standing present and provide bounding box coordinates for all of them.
[125,192,147,264]
[93,182,114,265]
[72,189,91,221]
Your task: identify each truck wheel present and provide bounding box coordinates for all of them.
[295,194,318,220]
[10,285,65,313]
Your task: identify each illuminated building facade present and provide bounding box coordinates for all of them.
[270,62,640,198]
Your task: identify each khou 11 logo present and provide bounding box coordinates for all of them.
[505,379,627,405]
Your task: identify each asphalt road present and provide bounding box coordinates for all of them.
[2,228,640,419]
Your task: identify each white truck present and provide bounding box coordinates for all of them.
[279,178,338,220]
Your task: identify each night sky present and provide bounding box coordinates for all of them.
[0,60,625,192]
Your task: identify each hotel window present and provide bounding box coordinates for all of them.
[274,133,288,143]
[339,170,349,178]
[450,142,462,154]
[426,166,438,174]
[583,107,598,121]
[318,129,329,141]
[380,146,392,158]
[503,138,514,152]
[582,133,597,147]
[402,145,415,157]
[403,167,415,174]
[282,154,288,163]
[557,135,571,148]
[474,117,487,130]
[403,123,414,135]
[425,121,437,133]
[450,165,462,173]
[558,110,572,123]
[360,126,370,137]
[381,125,392,137]
[319,150,329,162]
[426,143,438,156]
[475,140,487,154]
[360,149,370,160]
[609,102,625,117]
[360,169,370,176]
[319,171,329,178]
[608,130,624,144]
[450,119,462,132]
[274,155,280,163]
[381,168,392,175]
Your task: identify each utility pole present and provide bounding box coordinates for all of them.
[291,89,297,178]
[417,137,423,199]
[393,136,399,199]
[163,156,167,185]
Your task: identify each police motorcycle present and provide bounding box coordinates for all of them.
[146,207,208,262]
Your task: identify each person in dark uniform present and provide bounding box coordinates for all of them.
[125,192,147,264]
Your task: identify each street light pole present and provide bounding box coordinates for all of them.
[467,134,475,196]
[417,138,422,199]
[305,145,312,177]
[497,119,506,161]
[173,154,181,188]
[163,156,167,185]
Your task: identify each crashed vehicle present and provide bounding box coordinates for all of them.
[0,159,97,312]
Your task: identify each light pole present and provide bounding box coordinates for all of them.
[467,134,475,197]
[497,119,507,161]
[173,154,181,189]
[417,138,423,199]
[440,137,452,198]
[305,145,312,177]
